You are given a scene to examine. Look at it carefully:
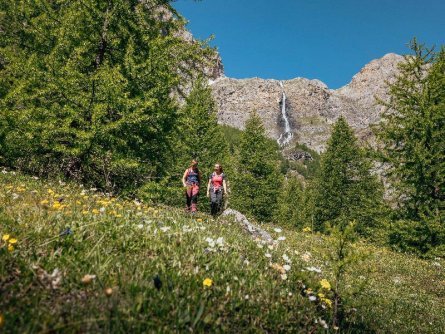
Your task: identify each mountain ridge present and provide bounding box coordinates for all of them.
[210,53,404,152]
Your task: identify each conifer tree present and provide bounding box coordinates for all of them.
[313,117,383,235]
[176,78,228,174]
[231,112,283,222]
[377,40,445,219]
[0,0,212,191]
[274,176,305,227]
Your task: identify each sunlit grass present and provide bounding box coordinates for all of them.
[0,170,444,333]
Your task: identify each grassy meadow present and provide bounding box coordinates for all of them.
[0,170,444,333]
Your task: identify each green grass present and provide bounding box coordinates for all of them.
[1,171,444,333]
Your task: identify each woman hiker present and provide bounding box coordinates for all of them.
[206,163,228,216]
[182,160,201,213]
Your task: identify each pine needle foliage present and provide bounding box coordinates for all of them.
[0,0,212,192]
[312,117,384,235]
[231,112,283,222]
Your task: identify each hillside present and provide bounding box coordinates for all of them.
[1,171,444,333]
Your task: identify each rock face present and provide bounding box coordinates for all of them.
[211,53,404,152]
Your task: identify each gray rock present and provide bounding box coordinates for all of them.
[221,208,273,243]
[210,53,405,153]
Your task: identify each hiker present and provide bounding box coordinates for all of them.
[182,160,201,213]
[206,163,227,216]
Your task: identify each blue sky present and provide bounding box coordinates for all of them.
[173,0,445,88]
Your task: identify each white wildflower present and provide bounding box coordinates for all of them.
[283,264,291,271]
[309,295,317,301]
[99,207,106,213]
[216,237,224,247]
[274,228,282,233]
[160,226,171,232]
[281,273,288,280]
[268,245,274,250]
[306,266,322,273]
[277,236,286,241]
[282,254,291,263]
[265,253,272,258]
[137,224,144,229]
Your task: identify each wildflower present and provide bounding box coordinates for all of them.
[92,209,99,214]
[303,226,312,233]
[52,201,62,210]
[281,273,288,280]
[265,253,272,258]
[99,207,106,213]
[203,278,213,287]
[320,279,331,290]
[301,252,312,262]
[7,244,14,252]
[76,200,82,205]
[318,292,325,298]
[282,254,291,263]
[216,237,224,247]
[105,287,113,297]
[283,264,291,271]
[309,295,317,301]
[271,263,286,274]
[306,266,322,273]
[81,274,96,285]
[8,238,17,244]
[40,199,49,205]
[2,234,10,242]
[137,224,144,229]
[197,218,203,223]
[160,226,171,232]
[322,298,332,308]
[82,210,89,215]
[274,228,282,233]
[277,236,286,241]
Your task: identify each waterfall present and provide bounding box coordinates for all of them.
[277,82,293,147]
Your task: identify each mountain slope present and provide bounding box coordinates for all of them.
[211,53,404,152]
[1,171,444,333]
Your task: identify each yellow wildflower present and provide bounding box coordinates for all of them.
[2,234,10,241]
[115,214,122,218]
[92,209,100,214]
[8,238,17,244]
[302,227,312,233]
[322,298,332,308]
[197,218,203,223]
[82,210,89,215]
[52,201,62,209]
[320,279,331,291]
[6,185,13,189]
[7,244,14,252]
[76,200,82,205]
[40,199,49,205]
[48,189,54,194]
[203,278,213,287]
[318,292,325,298]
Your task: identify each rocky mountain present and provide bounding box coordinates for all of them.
[210,53,404,152]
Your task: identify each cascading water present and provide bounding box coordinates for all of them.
[277,81,293,147]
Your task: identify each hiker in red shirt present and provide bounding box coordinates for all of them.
[182,160,201,213]
[206,163,228,216]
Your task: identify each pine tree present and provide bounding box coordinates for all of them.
[376,40,445,219]
[376,40,445,254]
[231,112,283,222]
[274,176,305,228]
[0,0,212,191]
[176,78,229,174]
[313,117,384,235]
